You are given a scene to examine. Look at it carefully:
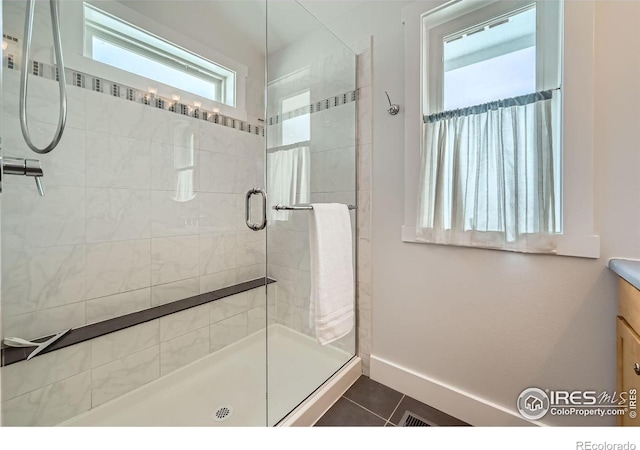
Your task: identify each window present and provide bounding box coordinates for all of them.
[415,0,564,253]
[281,91,311,146]
[83,3,236,106]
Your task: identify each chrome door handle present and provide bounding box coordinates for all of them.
[245,188,267,231]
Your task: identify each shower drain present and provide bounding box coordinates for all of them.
[212,406,233,422]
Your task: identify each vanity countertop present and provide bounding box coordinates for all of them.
[609,258,640,291]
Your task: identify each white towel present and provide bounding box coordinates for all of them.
[308,203,354,345]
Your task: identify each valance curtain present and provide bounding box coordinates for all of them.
[416,90,558,253]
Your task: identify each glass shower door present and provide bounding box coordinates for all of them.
[265,1,358,425]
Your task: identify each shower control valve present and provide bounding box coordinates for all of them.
[2,156,45,196]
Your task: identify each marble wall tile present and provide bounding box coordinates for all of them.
[3,245,85,316]
[236,230,265,268]
[172,116,199,149]
[199,232,237,276]
[150,142,199,191]
[199,269,237,293]
[160,327,209,376]
[248,307,267,334]
[91,320,159,368]
[3,72,86,130]
[199,193,237,233]
[234,156,260,194]
[210,292,249,324]
[85,90,150,140]
[199,151,237,193]
[294,305,315,338]
[236,263,266,283]
[2,116,85,187]
[3,302,86,340]
[91,346,160,407]
[1,342,91,401]
[151,190,199,237]
[357,86,372,146]
[357,191,371,240]
[86,188,151,243]
[85,239,151,299]
[357,237,372,285]
[2,184,85,250]
[268,229,309,271]
[151,235,199,285]
[149,108,173,145]
[1,371,91,426]
[358,143,372,191]
[199,121,238,155]
[275,302,294,328]
[151,277,200,306]
[159,304,209,342]
[324,147,356,193]
[209,312,248,353]
[85,131,151,189]
[86,288,151,324]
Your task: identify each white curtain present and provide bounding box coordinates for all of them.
[267,143,311,222]
[416,91,558,253]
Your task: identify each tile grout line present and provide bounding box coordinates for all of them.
[342,396,390,424]
[386,394,405,426]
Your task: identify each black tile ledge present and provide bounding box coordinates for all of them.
[1,278,275,367]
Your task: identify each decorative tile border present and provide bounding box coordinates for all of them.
[2,56,265,136]
[267,89,358,126]
[1,278,276,366]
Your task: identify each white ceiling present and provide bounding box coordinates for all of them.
[119,1,364,54]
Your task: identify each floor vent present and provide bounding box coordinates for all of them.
[399,410,435,427]
[212,406,233,422]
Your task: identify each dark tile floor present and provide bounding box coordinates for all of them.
[315,375,470,427]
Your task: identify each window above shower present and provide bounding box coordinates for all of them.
[54,1,250,119]
[83,3,235,106]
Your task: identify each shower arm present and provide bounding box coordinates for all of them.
[19,0,67,155]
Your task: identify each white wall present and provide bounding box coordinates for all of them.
[320,0,640,426]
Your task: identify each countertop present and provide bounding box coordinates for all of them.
[609,258,640,291]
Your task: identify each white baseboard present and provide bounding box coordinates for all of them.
[278,356,362,427]
[370,355,544,427]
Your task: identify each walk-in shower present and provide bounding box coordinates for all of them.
[0,0,358,426]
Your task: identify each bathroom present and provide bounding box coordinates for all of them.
[0,0,639,445]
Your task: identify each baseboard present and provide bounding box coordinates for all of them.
[370,355,545,427]
[278,356,362,427]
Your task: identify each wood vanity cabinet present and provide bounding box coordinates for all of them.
[617,278,640,426]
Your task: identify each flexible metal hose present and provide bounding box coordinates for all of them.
[19,0,67,154]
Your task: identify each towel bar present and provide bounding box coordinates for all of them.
[273,204,357,211]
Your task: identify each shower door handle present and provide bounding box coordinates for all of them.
[245,188,267,231]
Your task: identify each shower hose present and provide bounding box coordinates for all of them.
[19,0,67,154]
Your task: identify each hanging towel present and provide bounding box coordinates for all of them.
[308,203,354,345]
[267,143,311,222]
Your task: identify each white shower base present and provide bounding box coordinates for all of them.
[61,324,354,426]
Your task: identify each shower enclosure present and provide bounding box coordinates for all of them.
[0,0,357,426]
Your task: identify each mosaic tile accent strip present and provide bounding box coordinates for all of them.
[267,89,358,126]
[2,57,265,137]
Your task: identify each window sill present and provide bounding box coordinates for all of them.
[400,226,600,259]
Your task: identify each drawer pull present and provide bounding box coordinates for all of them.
[635,363,640,376]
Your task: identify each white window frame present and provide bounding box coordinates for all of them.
[58,1,249,120]
[83,3,233,106]
[401,0,599,258]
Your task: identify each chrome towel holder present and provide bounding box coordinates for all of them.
[274,204,357,211]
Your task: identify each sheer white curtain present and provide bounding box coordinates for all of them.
[416,91,558,253]
[267,142,311,222]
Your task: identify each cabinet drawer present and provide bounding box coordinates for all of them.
[619,279,640,334]
[617,317,640,426]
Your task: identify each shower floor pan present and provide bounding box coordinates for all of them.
[61,324,353,426]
